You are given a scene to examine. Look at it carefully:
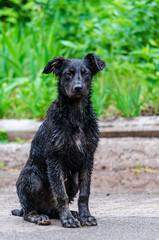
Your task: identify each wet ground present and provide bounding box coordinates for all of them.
[0,169,159,240]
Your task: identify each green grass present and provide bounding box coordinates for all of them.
[0,0,159,119]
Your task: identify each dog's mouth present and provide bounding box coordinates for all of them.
[66,89,86,99]
[70,93,85,99]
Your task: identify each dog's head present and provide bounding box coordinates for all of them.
[43,53,105,99]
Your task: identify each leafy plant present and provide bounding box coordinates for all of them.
[0,128,8,143]
[113,80,143,117]
[0,0,159,119]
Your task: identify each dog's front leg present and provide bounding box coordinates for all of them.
[46,158,80,228]
[78,168,97,226]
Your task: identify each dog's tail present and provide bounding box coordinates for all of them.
[11,208,23,217]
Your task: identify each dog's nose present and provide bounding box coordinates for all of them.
[74,84,83,91]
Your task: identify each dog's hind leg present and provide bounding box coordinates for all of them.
[14,168,51,225]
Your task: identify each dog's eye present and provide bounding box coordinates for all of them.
[66,68,75,76]
[70,68,74,73]
[81,68,85,74]
[66,72,72,76]
[81,68,89,76]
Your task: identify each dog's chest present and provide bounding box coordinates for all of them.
[56,126,87,161]
[69,126,85,152]
[64,127,87,170]
[53,122,98,170]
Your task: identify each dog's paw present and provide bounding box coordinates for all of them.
[80,215,97,226]
[71,210,80,219]
[61,216,80,228]
[34,214,51,225]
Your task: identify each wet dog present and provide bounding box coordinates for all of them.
[12,53,105,228]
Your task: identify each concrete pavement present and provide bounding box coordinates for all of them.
[0,191,159,240]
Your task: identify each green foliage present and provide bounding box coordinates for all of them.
[113,81,142,117]
[0,128,8,143]
[15,137,28,144]
[0,0,159,118]
[0,162,4,169]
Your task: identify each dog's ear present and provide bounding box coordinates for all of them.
[84,53,105,75]
[42,56,66,76]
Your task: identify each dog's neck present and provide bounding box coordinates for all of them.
[58,93,91,128]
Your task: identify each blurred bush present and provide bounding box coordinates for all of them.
[0,0,159,119]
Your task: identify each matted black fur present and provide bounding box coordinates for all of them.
[12,53,105,228]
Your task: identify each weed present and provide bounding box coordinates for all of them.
[0,162,4,169]
[0,128,8,143]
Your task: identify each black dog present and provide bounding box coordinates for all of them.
[12,53,105,228]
